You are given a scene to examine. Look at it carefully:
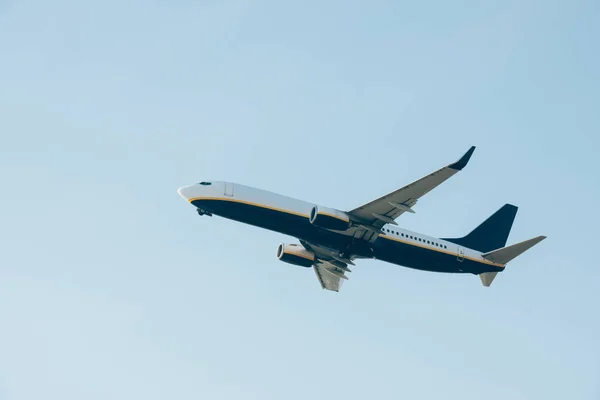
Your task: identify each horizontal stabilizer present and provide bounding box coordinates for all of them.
[482,236,547,265]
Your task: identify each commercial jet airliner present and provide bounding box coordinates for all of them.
[177,146,546,292]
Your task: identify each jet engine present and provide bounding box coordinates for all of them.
[276,243,315,268]
[309,205,352,231]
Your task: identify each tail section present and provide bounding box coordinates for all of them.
[442,204,546,287]
[477,235,546,287]
[479,272,498,287]
[442,204,518,253]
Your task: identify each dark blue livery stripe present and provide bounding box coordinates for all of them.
[191,198,503,275]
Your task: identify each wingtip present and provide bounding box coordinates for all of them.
[448,146,476,171]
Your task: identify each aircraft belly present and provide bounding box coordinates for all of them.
[373,237,467,273]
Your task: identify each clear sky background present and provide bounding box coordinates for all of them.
[1,1,599,399]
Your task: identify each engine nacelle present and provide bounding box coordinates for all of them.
[276,243,315,268]
[309,205,352,231]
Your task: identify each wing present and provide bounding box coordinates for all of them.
[313,262,346,292]
[347,146,476,242]
[300,240,353,292]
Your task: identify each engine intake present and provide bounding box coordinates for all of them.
[276,243,315,268]
[309,205,352,231]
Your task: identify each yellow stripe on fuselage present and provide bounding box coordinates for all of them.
[188,196,504,268]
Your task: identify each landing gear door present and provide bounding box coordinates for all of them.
[224,182,234,197]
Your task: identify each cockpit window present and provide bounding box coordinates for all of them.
[199,182,212,186]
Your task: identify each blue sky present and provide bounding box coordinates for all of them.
[1,1,599,399]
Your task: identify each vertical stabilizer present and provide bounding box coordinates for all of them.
[442,204,518,253]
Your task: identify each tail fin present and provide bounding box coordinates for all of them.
[442,204,518,253]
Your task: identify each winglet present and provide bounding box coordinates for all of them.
[448,146,476,171]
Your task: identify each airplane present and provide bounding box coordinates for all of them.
[177,146,546,292]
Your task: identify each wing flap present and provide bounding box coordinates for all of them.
[301,241,351,292]
[313,263,345,292]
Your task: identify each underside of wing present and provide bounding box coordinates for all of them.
[313,262,346,292]
[347,146,476,241]
[301,240,353,292]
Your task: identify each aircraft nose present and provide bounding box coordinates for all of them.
[177,184,196,201]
